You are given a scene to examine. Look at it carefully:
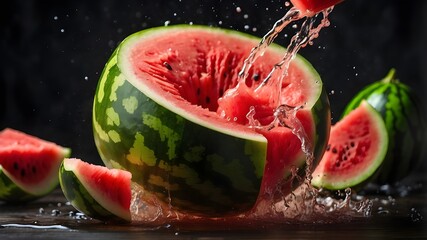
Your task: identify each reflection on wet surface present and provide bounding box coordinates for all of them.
[0,186,426,239]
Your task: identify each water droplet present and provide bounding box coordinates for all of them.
[60,29,65,33]
[285,1,291,7]
[53,16,58,20]
[410,208,423,222]
[236,7,242,13]
[244,14,249,19]
[164,20,171,26]
[38,208,45,214]
[51,209,61,216]
[84,76,88,81]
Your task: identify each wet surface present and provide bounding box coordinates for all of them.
[0,188,426,239]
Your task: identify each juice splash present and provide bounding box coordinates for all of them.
[129,3,373,226]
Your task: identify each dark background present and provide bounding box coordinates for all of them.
[1,0,426,166]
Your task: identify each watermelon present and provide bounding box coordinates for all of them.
[59,158,132,222]
[290,0,343,16]
[342,69,427,184]
[0,128,70,202]
[312,101,388,190]
[93,25,330,216]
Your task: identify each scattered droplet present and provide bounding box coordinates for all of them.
[38,208,45,214]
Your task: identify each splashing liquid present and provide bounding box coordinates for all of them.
[130,5,372,226]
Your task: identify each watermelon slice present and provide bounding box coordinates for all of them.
[311,101,389,190]
[0,128,70,201]
[93,25,331,216]
[342,69,427,184]
[59,158,132,222]
[290,0,343,16]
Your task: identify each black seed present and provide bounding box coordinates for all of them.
[163,62,173,71]
[346,145,350,150]
[21,169,26,177]
[13,162,19,170]
[332,148,338,154]
[350,142,355,147]
[343,156,347,161]
[253,73,260,81]
[196,88,201,96]
[326,144,331,151]
[206,96,210,104]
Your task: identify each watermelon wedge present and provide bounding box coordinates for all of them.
[342,69,427,184]
[311,101,389,190]
[59,158,132,222]
[0,128,70,202]
[93,25,330,216]
[290,0,343,16]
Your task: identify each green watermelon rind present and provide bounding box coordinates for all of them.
[0,148,71,202]
[59,159,131,222]
[93,25,329,215]
[312,101,389,190]
[341,69,427,184]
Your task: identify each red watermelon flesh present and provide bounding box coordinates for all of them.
[0,128,70,196]
[311,101,388,190]
[64,158,132,221]
[290,0,343,16]
[127,28,322,203]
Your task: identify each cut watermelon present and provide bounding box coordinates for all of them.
[342,69,427,184]
[59,158,132,222]
[93,25,330,216]
[311,101,388,190]
[290,0,343,16]
[0,128,70,201]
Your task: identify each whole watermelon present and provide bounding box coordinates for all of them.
[342,69,427,184]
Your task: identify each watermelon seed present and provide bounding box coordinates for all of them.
[20,169,26,177]
[13,162,19,170]
[163,62,173,71]
[350,142,355,148]
[326,144,331,151]
[332,148,338,154]
[196,88,201,96]
[253,73,260,81]
[206,96,210,104]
